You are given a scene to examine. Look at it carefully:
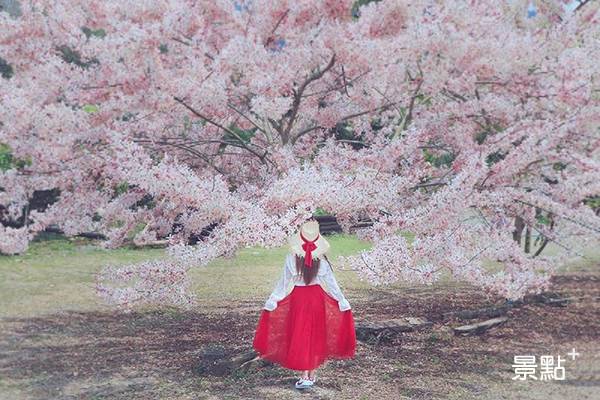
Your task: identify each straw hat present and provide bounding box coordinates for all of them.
[289,220,330,267]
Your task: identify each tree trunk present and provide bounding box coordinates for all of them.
[513,216,525,244]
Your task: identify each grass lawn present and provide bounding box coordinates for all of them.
[2,232,596,318]
[0,233,598,399]
[0,232,373,318]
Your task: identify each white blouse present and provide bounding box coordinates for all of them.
[264,253,351,312]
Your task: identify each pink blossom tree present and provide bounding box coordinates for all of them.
[1,0,598,308]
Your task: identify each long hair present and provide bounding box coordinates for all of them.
[294,254,321,285]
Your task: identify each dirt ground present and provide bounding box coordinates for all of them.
[1,272,599,399]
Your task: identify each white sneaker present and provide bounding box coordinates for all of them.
[294,378,314,389]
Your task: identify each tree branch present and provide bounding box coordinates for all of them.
[574,0,591,12]
[227,103,266,134]
[283,53,336,143]
[514,199,600,234]
[133,138,227,175]
[173,96,271,164]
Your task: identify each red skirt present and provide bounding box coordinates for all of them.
[253,284,356,371]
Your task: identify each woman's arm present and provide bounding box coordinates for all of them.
[320,258,351,311]
[264,254,293,311]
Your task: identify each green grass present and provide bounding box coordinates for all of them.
[0,233,372,318]
[192,233,373,310]
[0,232,597,318]
[0,233,165,318]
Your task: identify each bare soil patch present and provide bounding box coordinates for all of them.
[1,273,598,399]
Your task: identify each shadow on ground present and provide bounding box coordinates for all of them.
[1,273,599,399]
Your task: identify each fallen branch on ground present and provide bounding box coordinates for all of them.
[453,317,508,336]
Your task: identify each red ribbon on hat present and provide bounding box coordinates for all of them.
[300,231,319,268]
